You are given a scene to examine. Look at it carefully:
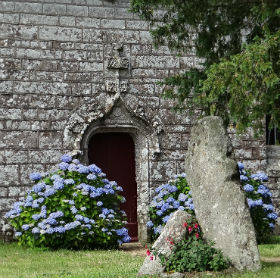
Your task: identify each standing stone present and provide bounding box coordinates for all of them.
[138,210,191,276]
[185,116,261,271]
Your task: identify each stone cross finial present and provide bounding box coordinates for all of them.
[105,44,129,96]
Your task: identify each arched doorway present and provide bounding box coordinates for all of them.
[88,132,138,241]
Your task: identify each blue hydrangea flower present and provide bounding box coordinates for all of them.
[68,164,78,172]
[161,203,170,212]
[22,224,30,231]
[61,154,72,163]
[178,206,185,211]
[71,206,77,214]
[15,232,22,237]
[58,162,69,171]
[81,206,86,211]
[269,223,275,228]
[122,235,131,243]
[250,172,268,182]
[87,174,97,180]
[163,215,171,223]
[32,227,40,234]
[116,186,123,192]
[88,164,102,174]
[84,224,92,229]
[173,200,180,209]
[51,174,61,181]
[46,218,57,225]
[46,228,55,234]
[240,175,248,181]
[32,183,45,193]
[267,213,278,220]
[53,181,64,190]
[32,214,41,221]
[156,210,163,216]
[166,197,175,203]
[97,201,103,207]
[29,172,42,181]
[155,185,163,193]
[75,215,83,221]
[54,226,66,233]
[156,200,164,208]
[237,162,244,170]
[243,184,254,192]
[167,185,178,193]
[77,165,89,174]
[26,195,33,203]
[44,188,56,197]
[49,211,64,219]
[154,225,163,235]
[188,203,195,210]
[263,204,274,212]
[178,193,188,202]
[64,179,75,185]
[146,220,153,228]
[116,227,128,236]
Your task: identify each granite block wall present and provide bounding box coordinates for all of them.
[0,0,277,240]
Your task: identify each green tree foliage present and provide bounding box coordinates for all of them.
[130,0,280,133]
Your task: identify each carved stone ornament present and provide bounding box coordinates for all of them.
[64,94,164,157]
[108,57,129,70]
[107,44,129,70]
[105,80,128,94]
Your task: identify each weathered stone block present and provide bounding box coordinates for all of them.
[83,29,103,42]
[5,150,28,164]
[0,165,20,186]
[150,161,176,181]
[76,17,100,28]
[138,210,191,276]
[39,132,63,149]
[20,14,59,25]
[14,2,42,13]
[66,5,88,17]
[88,6,114,18]
[39,26,82,42]
[185,116,261,271]
[0,2,14,12]
[0,13,19,24]
[0,131,38,149]
[101,19,126,29]
[43,3,67,15]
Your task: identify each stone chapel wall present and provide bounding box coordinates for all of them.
[0,0,276,239]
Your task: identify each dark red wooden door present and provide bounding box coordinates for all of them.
[88,132,138,241]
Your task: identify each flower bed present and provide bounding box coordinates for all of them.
[5,154,130,249]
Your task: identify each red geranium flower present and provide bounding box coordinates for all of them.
[146,249,151,256]
[195,233,199,239]
[188,226,193,232]
[194,223,199,229]
[183,222,188,228]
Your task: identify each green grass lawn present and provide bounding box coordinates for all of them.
[0,237,280,278]
[0,242,144,278]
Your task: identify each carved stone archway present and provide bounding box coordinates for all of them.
[63,96,163,241]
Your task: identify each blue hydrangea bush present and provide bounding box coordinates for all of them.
[5,154,131,249]
[238,162,278,243]
[147,174,194,242]
[147,164,278,244]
